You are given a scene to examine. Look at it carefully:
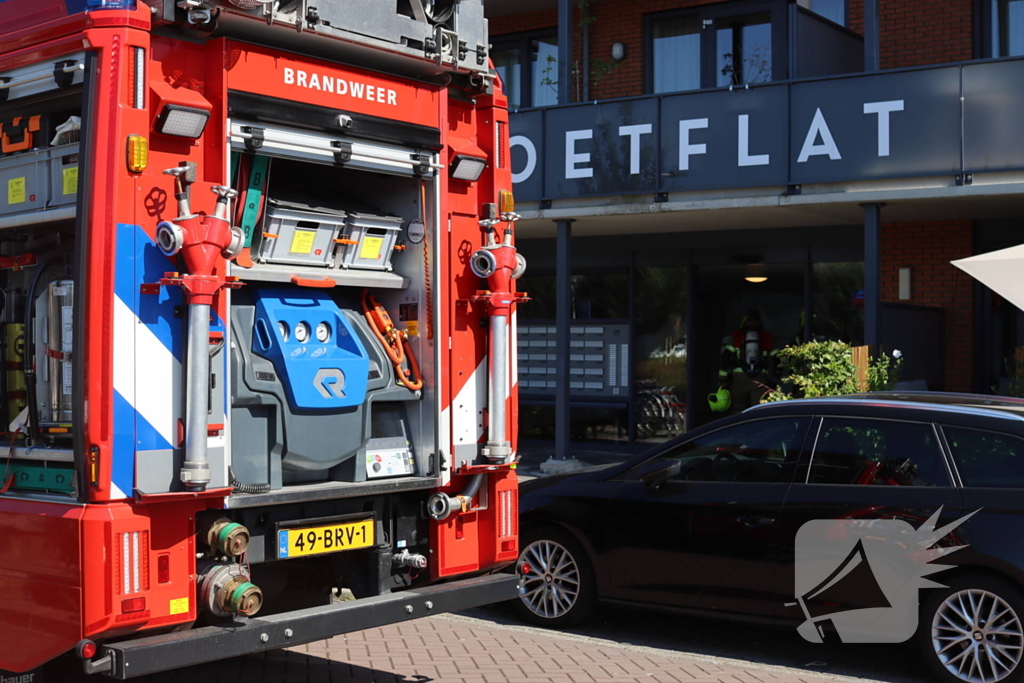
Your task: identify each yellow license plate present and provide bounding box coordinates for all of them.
[277,518,374,559]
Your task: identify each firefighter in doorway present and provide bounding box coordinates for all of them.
[711,309,778,415]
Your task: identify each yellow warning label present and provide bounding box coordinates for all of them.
[359,236,384,261]
[289,229,316,255]
[169,597,189,615]
[405,321,419,337]
[7,177,26,205]
[62,167,78,195]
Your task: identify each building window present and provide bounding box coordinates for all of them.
[646,1,784,94]
[804,0,846,26]
[716,12,773,87]
[491,48,523,109]
[651,16,702,94]
[492,32,559,109]
[993,0,1024,56]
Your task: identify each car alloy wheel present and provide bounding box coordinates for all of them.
[932,588,1024,683]
[518,539,581,620]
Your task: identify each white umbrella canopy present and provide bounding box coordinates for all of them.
[953,244,1024,311]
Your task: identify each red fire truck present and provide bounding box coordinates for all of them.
[0,0,523,676]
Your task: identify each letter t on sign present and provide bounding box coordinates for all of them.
[619,124,652,175]
[863,100,904,157]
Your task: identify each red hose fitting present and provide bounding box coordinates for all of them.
[156,185,245,304]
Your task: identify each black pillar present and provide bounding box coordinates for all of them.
[804,245,813,344]
[557,0,573,105]
[685,257,697,433]
[865,0,880,71]
[863,203,883,349]
[555,219,574,459]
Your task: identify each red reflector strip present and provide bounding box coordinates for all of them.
[121,597,146,613]
[157,554,170,584]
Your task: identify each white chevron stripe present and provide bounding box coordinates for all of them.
[112,296,136,411]
[113,296,181,448]
[452,357,487,445]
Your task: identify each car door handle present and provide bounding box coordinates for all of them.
[737,515,775,528]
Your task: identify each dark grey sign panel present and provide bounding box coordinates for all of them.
[542,98,660,198]
[658,86,788,192]
[509,109,544,201]
[964,60,1024,172]
[789,67,961,184]
[509,58,1024,202]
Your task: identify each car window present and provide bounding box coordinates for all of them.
[808,418,950,486]
[658,417,809,483]
[943,426,1024,488]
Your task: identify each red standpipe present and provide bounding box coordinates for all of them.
[155,163,244,491]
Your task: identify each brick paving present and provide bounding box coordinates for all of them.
[34,607,921,683]
[140,612,897,683]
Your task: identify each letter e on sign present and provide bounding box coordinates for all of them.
[565,129,594,179]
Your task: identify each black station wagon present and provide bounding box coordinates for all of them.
[515,393,1024,683]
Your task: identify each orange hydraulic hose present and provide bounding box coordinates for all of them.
[420,180,434,340]
[361,289,423,392]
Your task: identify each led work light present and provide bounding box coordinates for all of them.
[156,104,211,138]
[450,154,487,182]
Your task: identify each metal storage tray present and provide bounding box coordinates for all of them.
[0,142,80,217]
[256,199,346,268]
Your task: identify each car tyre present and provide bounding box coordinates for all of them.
[918,574,1024,683]
[513,525,597,628]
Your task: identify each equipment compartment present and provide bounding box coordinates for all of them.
[227,155,436,493]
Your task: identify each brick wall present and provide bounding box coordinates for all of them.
[880,220,974,392]
[491,0,976,103]
[832,0,974,67]
[490,0,733,101]
[489,8,558,36]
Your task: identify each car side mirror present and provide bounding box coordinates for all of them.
[637,459,682,491]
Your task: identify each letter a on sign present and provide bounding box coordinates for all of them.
[797,108,842,163]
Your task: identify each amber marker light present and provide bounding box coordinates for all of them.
[126,134,148,173]
[499,189,515,214]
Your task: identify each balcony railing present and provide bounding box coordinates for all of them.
[509,55,1024,202]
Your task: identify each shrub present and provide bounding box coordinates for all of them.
[761,342,902,402]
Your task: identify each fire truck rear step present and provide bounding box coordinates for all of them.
[92,573,519,679]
